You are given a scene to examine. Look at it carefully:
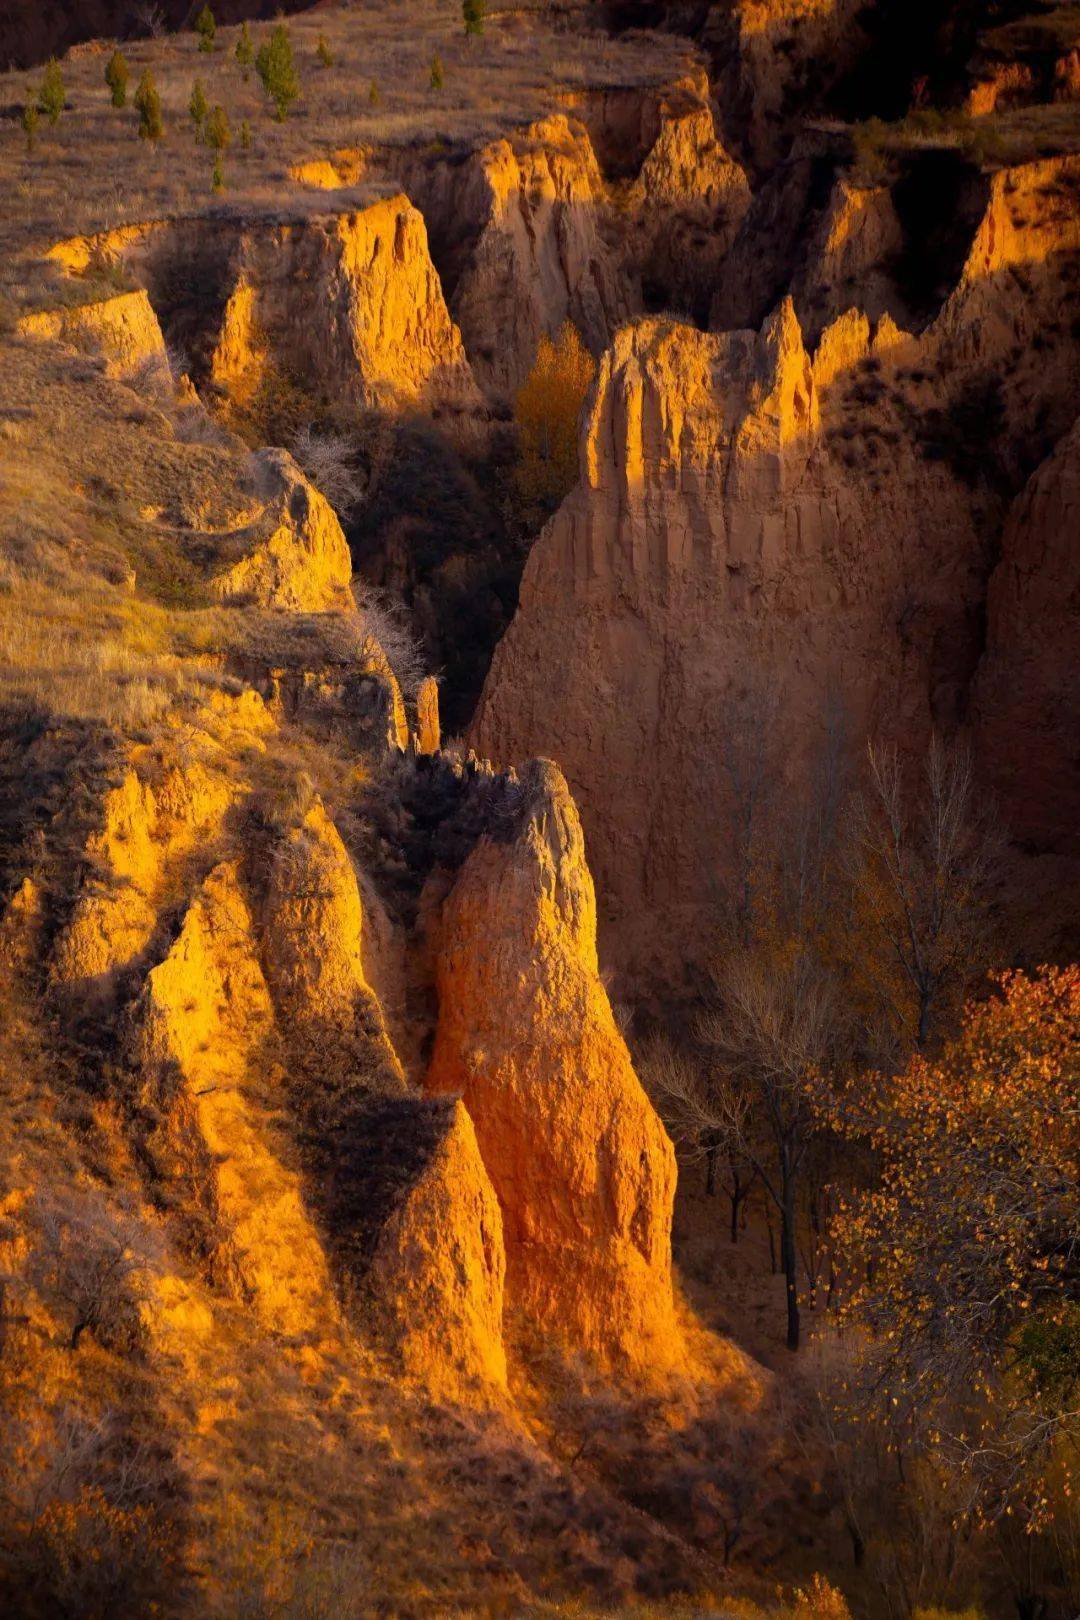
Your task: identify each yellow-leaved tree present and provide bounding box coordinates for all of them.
[835,965,1080,1502]
[512,322,595,520]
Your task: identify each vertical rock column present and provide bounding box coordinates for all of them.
[426,760,683,1375]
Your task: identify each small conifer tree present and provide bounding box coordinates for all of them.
[105,49,129,108]
[205,104,231,152]
[316,35,333,68]
[195,5,216,53]
[256,25,299,122]
[368,79,380,106]
[463,0,485,37]
[239,118,252,150]
[235,21,254,78]
[212,154,225,193]
[39,59,66,127]
[135,71,164,141]
[429,53,443,91]
[22,94,39,153]
[189,78,209,134]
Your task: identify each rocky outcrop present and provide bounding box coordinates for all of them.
[290,148,369,190]
[967,61,1037,117]
[624,97,751,325]
[208,448,354,613]
[703,0,870,170]
[385,83,749,399]
[51,757,242,993]
[133,839,509,1396]
[45,200,479,420]
[361,1096,506,1397]
[473,302,992,984]
[16,289,170,382]
[438,115,632,401]
[789,178,905,342]
[426,760,681,1373]
[973,418,1080,859]
[263,797,404,1087]
[135,862,337,1334]
[208,197,480,415]
[947,156,1080,295]
[415,676,441,755]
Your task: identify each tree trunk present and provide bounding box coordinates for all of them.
[705,1144,717,1197]
[781,1183,800,1351]
[846,1517,865,1568]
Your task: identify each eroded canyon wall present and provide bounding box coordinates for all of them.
[474,154,1080,985]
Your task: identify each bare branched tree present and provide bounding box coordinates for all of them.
[26,1189,161,1352]
[698,947,849,1352]
[848,735,1001,1051]
[133,3,167,38]
[352,581,427,700]
[291,426,365,518]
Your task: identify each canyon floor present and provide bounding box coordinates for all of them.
[0,0,1078,1616]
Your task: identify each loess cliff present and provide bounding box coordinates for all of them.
[1,0,1079,1612]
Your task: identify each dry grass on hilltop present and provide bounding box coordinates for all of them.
[0,0,695,291]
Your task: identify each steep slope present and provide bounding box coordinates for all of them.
[384,78,750,400]
[44,199,480,420]
[474,154,1080,984]
[426,759,682,1374]
[973,416,1080,863]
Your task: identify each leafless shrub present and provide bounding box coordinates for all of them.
[172,400,233,448]
[133,2,167,38]
[128,350,174,404]
[24,1188,162,1353]
[352,581,426,699]
[846,735,1002,1051]
[291,426,365,518]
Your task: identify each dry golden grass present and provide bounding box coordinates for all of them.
[0,0,695,299]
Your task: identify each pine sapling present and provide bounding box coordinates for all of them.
[189,78,209,135]
[235,21,254,78]
[195,5,216,53]
[429,53,444,91]
[205,104,231,152]
[105,49,129,108]
[39,59,66,126]
[135,71,164,141]
[316,35,334,68]
[256,24,300,122]
[22,94,39,153]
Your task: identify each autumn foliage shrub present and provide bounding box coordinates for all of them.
[512,321,595,519]
[836,966,1080,1487]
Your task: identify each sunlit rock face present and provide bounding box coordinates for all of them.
[474,150,1080,988]
[445,113,633,402]
[210,196,481,414]
[16,288,170,382]
[134,860,339,1334]
[426,759,683,1375]
[124,787,509,1399]
[207,449,355,614]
